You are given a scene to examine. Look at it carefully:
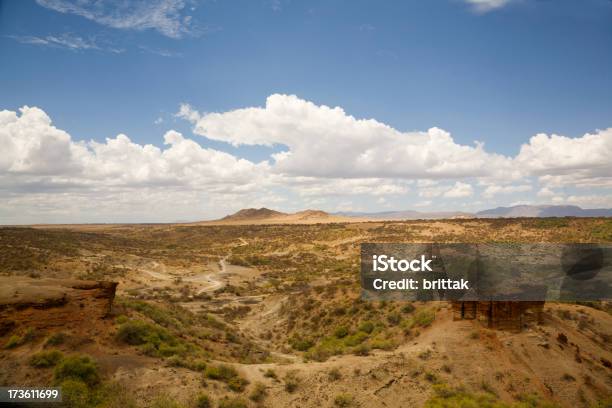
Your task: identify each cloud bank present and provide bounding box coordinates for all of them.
[1,95,611,222]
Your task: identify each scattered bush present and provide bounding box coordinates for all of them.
[30,350,64,368]
[289,335,314,351]
[425,372,439,383]
[205,364,248,392]
[562,373,575,381]
[218,397,248,408]
[358,321,374,334]
[328,368,342,381]
[343,332,368,347]
[369,338,395,351]
[387,312,401,326]
[150,395,186,408]
[413,308,435,327]
[263,368,277,379]
[334,326,349,338]
[249,382,267,402]
[284,371,300,393]
[115,315,129,325]
[334,393,355,407]
[4,328,35,349]
[53,355,100,387]
[195,393,212,408]
[353,343,370,356]
[401,303,416,314]
[60,379,90,408]
[96,381,138,408]
[592,397,612,408]
[205,364,237,381]
[116,320,187,358]
[45,332,67,346]
[480,380,497,396]
[228,376,249,392]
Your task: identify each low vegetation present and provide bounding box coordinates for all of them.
[29,350,64,368]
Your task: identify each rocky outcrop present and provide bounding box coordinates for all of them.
[0,277,117,335]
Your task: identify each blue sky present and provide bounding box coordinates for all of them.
[1,0,612,222]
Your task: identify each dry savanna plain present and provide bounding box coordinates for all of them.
[0,216,611,408]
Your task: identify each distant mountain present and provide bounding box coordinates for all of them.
[216,205,612,224]
[211,208,359,225]
[475,205,612,218]
[221,208,287,221]
[292,210,331,220]
[337,205,612,220]
[335,210,473,220]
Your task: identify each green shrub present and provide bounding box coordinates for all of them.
[95,382,138,408]
[195,393,212,408]
[118,299,179,328]
[249,382,267,402]
[45,332,67,346]
[334,326,349,338]
[425,371,439,383]
[150,395,186,408]
[387,312,401,326]
[592,397,612,408]
[115,315,129,324]
[305,336,346,362]
[425,384,560,408]
[218,397,247,408]
[263,368,277,379]
[343,332,368,347]
[205,364,248,392]
[205,364,237,381]
[334,393,355,407]
[190,359,207,372]
[358,321,375,334]
[401,303,416,314]
[369,338,395,351]
[116,320,160,345]
[513,393,560,408]
[60,379,90,408]
[284,371,300,393]
[328,368,342,381]
[54,355,100,387]
[116,320,186,358]
[414,308,435,327]
[353,343,370,356]
[30,350,64,368]
[227,376,249,392]
[289,335,314,351]
[4,335,23,349]
[4,328,35,349]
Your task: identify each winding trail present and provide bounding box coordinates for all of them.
[140,237,249,295]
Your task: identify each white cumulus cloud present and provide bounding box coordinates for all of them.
[443,182,474,198]
[482,184,532,198]
[0,106,271,222]
[179,94,515,180]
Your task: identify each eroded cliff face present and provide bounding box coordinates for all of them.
[0,277,117,336]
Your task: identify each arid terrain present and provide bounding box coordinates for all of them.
[0,216,611,408]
